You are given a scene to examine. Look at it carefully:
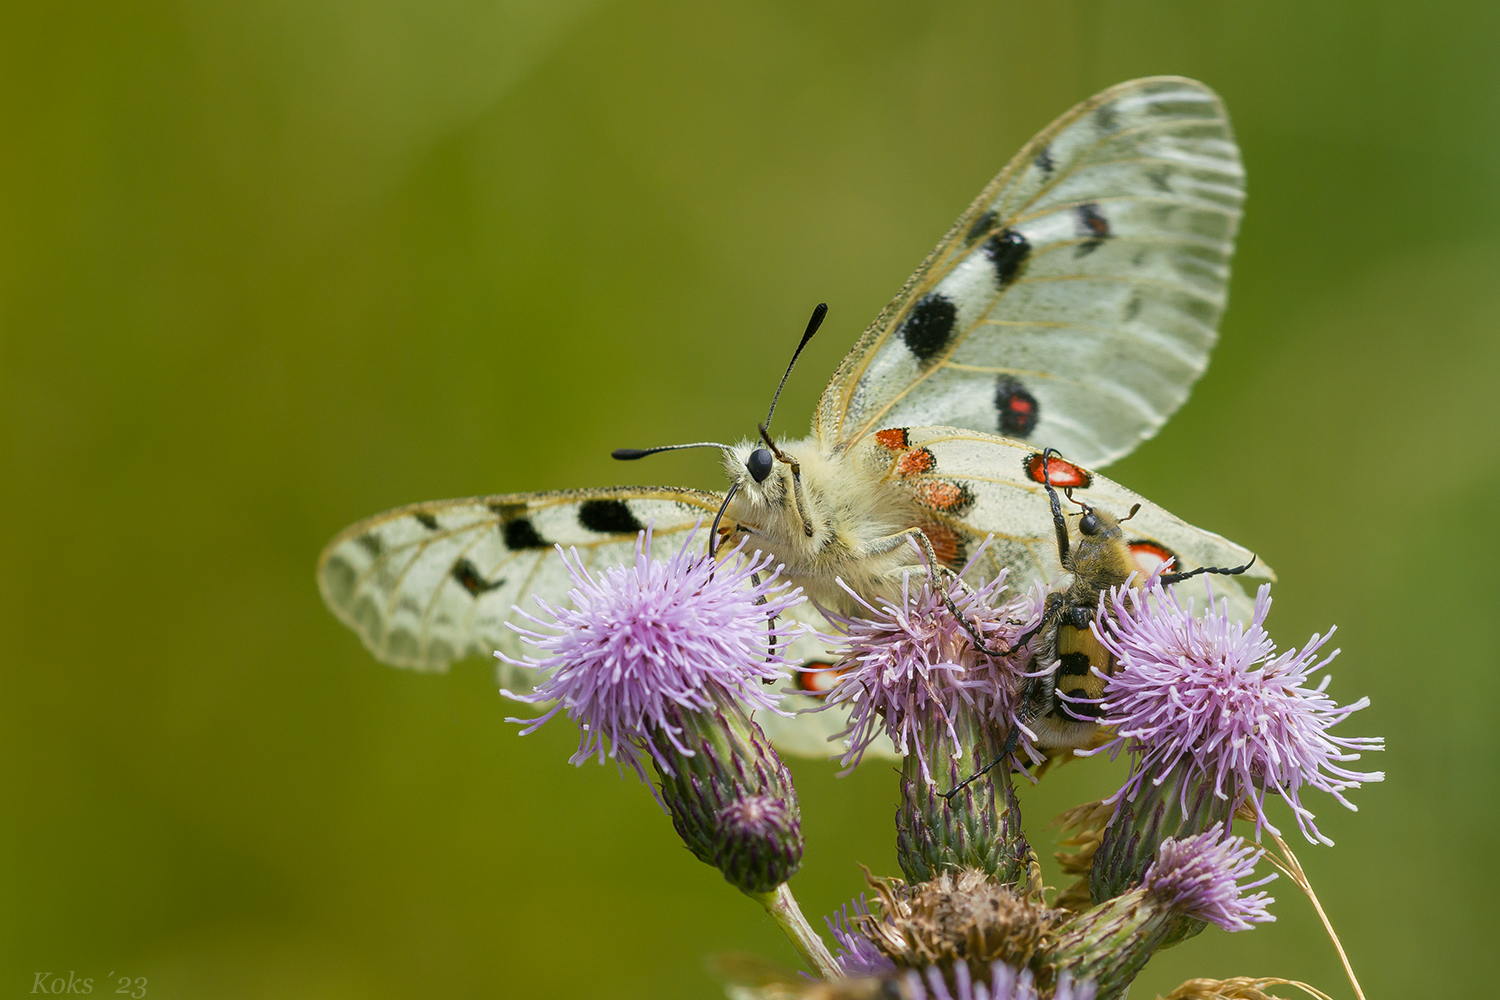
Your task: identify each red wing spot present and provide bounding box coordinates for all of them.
[796,661,843,697]
[995,376,1039,438]
[1024,453,1092,489]
[1080,204,1110,238]
[895,447,937,477]
[1128,541,1177,576]
[913,480,977,516]
[875,427,910,450]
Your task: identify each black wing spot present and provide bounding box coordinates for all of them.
[503,517,550,550]
[994,376,1039,438]
[452,558,504,596]
[414,512,439,531]
[1034,146,1055,175]
[578,498,646,535]
[1093,103,1119,131]
[900,293,958,365]
[1075,202,1111,257]
[355,534,383,557]
[965,210,997,244]
[983,229,1030,288]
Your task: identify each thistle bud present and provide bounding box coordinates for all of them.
[896,704,1032,886]
[1088,759,1233,905]
[652,692,803,893]
[1046,828,1274,1000]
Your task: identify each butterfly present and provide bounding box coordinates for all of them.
[317,76,1273,758]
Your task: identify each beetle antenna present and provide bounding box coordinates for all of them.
[763,303,828,432]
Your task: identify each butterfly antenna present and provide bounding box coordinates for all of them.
[612,442,733,461]
[763,302,828,432]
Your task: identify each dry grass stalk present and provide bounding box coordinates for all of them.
[1159,976,1335,1000]
[1236,804,1365,1000]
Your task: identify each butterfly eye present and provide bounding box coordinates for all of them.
[1078,511,1101,536]
[746,448,775,483]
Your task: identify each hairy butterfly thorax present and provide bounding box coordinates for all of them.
[720,435,923,612]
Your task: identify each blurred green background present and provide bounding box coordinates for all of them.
[3,1,1496,997]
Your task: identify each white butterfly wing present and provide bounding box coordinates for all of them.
[818,77,1243,469]
[317,488,723,693]
[871,427,1274,621]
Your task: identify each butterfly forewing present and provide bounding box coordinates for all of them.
[317,487,724,690]
[819,77,1243,469]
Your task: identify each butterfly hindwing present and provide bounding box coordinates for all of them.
[316,487,724,690]
[875,427,1273,620]
[819,77,1244,469]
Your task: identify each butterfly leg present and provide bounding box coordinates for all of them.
[863,526,1014,658]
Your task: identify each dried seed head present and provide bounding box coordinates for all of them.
[719,962,1095,1000]
[853,869,1066,977]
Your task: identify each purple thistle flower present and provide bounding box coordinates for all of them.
[1141,826,1277,932]
[895,962,1095,1000]
[500,529,805,780]
[821,548,1038,781]
[826,896,897,979]
[1089,579,1384,845]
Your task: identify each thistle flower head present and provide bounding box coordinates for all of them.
[1141,827,1277,932]
[826,896,897,979]
[501,529,804,779]
[1090,580,1384,845]
[892,962,1095,1000]
[822,547,1037,780]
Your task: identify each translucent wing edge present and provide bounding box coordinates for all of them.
[815,76,1232,450]
[316,485,725,672]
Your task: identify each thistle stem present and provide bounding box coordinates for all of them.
[748,883,841,981]
[1261,831,1365,1000]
